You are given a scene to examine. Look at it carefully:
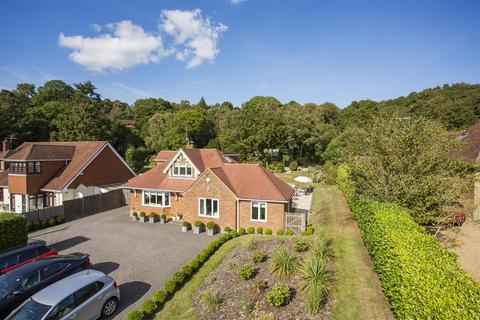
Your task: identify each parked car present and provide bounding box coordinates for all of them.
[0,253,91,317]
[0,241,57,274]
[5,269,120,320]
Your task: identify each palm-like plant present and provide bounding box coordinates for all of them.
[300,256,334,315]
[270,247,299,279]
[310,235,334,264]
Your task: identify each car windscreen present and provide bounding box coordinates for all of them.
[5,298,51,320]
[0,273,19,299]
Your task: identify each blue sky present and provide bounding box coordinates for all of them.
[0,0,478,107]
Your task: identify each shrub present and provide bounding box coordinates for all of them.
[224,226,232,232]
[229,230,238,238]
[288,160,298,171]
[0,213,27,251]
[149,212,156,217]
[285,228,294,236]
[182,221,191,227]
[293,238,310,252]
[247,226,255,234]
[26,221,34,232]
[139,212,146,217]
[161,214,166,220]
[164,279,177,295]
[172,271,186,285]
[270,247,299,279]
[32,221,40,231]
[305,225,314,235]
[266,283,290,307]
[237,264,254,280]
[239,295,254,316]
[125,310,143,320]
[256,227,263,234]
[265,228,272,235]
[152,290,167,305]
[347,197,480,320]
[140,299,156,316]
[275,229,284,236]
[48,217,57,227]
[41,220,48,229]
[300,256,334,315]
[206,221,216,230]
[245,238,257,252]
[252,250,267,263]
[199,290,222,311]
[310,235,334,264]
[238,227,246,235]
[131,211,138,217]
[194,220,203,228]
[56,215,65,224]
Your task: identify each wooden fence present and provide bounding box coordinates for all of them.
[23,189,126,222]
[285,209,308,234]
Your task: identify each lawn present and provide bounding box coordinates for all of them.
[308,184,393,320]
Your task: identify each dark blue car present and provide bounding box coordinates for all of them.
[0,253,91,318]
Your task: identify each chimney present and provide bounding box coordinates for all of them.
[2,139,8,152]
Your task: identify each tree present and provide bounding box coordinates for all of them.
[196,97,208,109]
[31,80,75,107]
[125,145,151,172]
[51,99,112,141]
[74,81,101,100]
[132,98,172,138]
[340,116,473,224]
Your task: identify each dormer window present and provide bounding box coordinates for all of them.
[10,161,42,174]
[172,163,193,177]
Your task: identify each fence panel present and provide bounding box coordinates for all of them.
[24,189,126,222]
[285,210,307,234]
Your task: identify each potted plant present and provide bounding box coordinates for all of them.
[131,212,138,221]
[182,221,191,233]
[193,220,204,234]
[177,214,183,221]
[206,221,217,236]
[148,212,158,223]
[160,214,166,224]
[139,212,147,223]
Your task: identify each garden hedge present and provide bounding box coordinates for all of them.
[0,213,27,251]
[336,167,480,319]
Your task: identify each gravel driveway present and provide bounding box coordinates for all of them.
[28,206,213,319]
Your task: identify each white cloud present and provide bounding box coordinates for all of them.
[59,20,172,72]
[111,83,153,97]
[229,0,249,4]
[160,9,228,68]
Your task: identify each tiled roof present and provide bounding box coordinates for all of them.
[456,121,480,163]
[211,164,295,201]
[154,150,177,162]
[123,161,194,192]
[39,142,109,191]
[183,149,228,172]
[4,143,76,161]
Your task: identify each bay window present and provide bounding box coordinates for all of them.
[142,191,170,207]
[199,198,219,218]
[251,202,267,222]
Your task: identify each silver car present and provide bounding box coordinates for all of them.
[5,269,120,320]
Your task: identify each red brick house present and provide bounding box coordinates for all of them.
[123,148,295,231]
[0,141,135,213]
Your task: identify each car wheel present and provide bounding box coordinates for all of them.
[101,297,118,318]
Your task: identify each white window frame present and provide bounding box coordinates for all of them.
[198,198,219,218]
[251,201,267,222]
[142,190,171,208]
[172,163,194,177]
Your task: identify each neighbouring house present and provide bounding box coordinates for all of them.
[0,141,135,213]
[123,147,296,231]
[456,121,480,220]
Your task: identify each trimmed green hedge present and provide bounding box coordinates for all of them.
[0,213,27,251]
[347,197,480,319]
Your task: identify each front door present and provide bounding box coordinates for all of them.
[14,194,23,213]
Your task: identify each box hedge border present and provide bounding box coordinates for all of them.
[0,213,27,251]
[336,167,480,320]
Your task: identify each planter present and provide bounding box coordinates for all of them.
[139,216,148,223]
[193,226,203,234]
[132,216,139,222]
[160,218,166,224]
[148,216,158,223]
[182,225,190,233]
[207,228,217,236]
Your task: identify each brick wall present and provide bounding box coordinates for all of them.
[129,190,174,216]
[238,200,286,231]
